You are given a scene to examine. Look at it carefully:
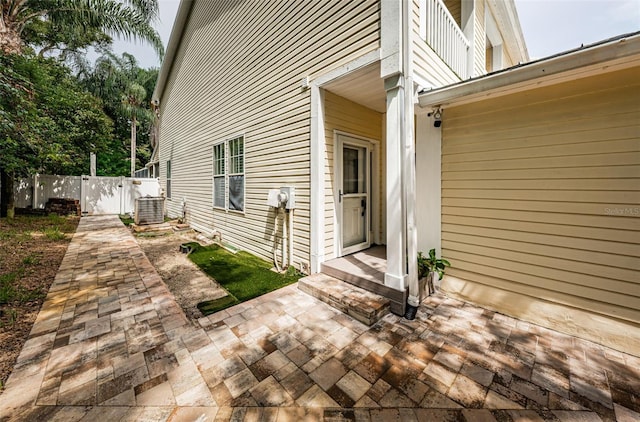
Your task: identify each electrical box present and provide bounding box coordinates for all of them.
[267,189,281,208]
[280,186,295,210]
[267,187,295,209]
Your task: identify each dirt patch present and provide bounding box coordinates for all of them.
[134,231,228,321]
[0,216,79,390]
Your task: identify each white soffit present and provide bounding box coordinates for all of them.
[323,62,387,113]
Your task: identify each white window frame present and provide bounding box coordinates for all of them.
[212,142,226,209]
[212,135,245,213]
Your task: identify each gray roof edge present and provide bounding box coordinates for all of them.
[152,0,194,103]
[418,31,640,108]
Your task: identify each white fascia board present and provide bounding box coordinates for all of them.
[152,0,195,103]
[313,49,381,86]
[418,33,640,109]
[487,0,529,63]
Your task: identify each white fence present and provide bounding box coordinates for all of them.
[425,0,470,79]
[14,175,161,215]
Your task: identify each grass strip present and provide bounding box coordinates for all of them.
[187,243,301,315]
[119,215,135,226]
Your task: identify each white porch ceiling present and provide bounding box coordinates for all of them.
[323,62,386,113]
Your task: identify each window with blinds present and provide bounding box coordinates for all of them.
[228,136,244,211]
[213,143,225,208]
[212,136,245,212]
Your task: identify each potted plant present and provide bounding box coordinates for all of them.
[405,249,451,320]
[417,249,451,296]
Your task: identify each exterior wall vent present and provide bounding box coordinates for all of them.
[135,197,165,225]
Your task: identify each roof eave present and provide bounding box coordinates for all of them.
[418,32,640,109]
[152,0,195,103]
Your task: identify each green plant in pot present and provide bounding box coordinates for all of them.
[417,249,451,296]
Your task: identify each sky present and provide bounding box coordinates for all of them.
[109,0,640,69]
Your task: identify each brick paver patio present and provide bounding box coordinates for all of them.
[0,216,638,421]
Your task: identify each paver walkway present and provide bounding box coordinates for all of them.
[0,216,638,421]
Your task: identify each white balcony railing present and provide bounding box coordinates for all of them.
[425,0,470,79]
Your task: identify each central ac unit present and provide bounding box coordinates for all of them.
[135,197,165,225]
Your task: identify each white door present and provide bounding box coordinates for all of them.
[339,136,371,255]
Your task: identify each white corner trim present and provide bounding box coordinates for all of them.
[310,85,325,274]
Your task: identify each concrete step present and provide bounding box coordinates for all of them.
[298,273,390,326]
[320,261,407,316]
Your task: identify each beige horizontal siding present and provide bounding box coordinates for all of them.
[158,0,380,268]
[324,91,383,259]
[441,67,640,335]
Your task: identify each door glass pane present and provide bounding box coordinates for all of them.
[343,146,366,194]
[342,143,367,249]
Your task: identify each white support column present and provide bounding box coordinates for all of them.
[384,75,407,291]
[310,85,326,273]
[405,80,419,307]
[403,0,419,308]
[416,112,442,256]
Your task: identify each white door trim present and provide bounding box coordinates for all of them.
[310,50,381,274]
[334,131,379,257]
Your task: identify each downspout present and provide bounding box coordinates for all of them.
[273,208,283,272]
[288,209,294,271]
[404,0,420,317]
[282,208,288,268]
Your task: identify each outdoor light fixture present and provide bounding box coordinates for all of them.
[433,108,442,127]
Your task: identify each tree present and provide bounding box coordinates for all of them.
[79,52,157,176]
[121,82,151,176]
[0,0,164,217]
[0,0,163,59]
[0,52,114,217]
[0,52,34,217]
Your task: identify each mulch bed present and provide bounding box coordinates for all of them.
[0,215,78,390]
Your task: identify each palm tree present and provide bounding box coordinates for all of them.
[121,82,151,177]
[0,0,163,58]
[78,52,157,176]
